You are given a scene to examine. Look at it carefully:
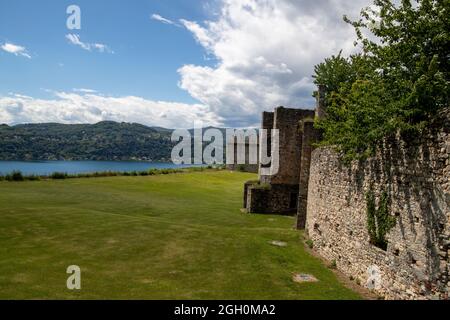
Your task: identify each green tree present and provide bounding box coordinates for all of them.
[315,0,449,160]
[313,51,356,103]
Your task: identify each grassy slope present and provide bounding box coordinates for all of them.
[0,171,360,299]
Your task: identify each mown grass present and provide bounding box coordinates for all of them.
[0,171,360,299]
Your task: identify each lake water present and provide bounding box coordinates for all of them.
[0,161,196,176]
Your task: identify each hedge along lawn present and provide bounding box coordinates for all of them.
[0,171,360,299]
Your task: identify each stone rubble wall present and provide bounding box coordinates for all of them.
[297,121,322,229]
[246,184,299,214]
[269,107,315,185]
[246,107,315,214]
[306,109,450,299]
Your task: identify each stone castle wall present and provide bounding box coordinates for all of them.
[259,108,315,185]
[305,109,450,299]
[297,120,321,229]
[246,107,315,214]
[269,107,315,185]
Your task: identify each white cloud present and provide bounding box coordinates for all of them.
[73,88,98,94]
[1,42,31,59]
[177,0,371,127]
[0,92,221,128]
[65,34,114,54]
[151,14,180,27]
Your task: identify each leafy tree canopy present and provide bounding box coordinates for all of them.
[314,0,449,161]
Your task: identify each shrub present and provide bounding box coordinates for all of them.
[160,169,181,175]
[329,260,337,269]
[8,171,24,181]
[188,166,205,172]
[101,171,118,177]
[305,239,314,249]
[27,175,41,181]
[51,172,67,179]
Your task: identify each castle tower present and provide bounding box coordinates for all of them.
[244,106,315,214]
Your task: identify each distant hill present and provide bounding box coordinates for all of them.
[0,121,175,161]
[0,122,259,161]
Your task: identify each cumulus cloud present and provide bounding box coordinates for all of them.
[177,0,371,126]
[0,92,221,128]
[65,34,114,53]
[1,42,31,59]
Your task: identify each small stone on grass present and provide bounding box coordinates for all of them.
[293,273,318,283]
[270,240,287,247]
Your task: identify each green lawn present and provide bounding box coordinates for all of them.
[0,170,360,299]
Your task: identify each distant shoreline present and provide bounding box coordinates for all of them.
[0,160,204,177]
[0,165,219,182]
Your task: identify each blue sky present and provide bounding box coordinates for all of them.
[0,0,370,128]
[0,0,213,102]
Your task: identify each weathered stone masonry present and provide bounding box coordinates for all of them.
[244,107,315,214]
[306,111,450,300]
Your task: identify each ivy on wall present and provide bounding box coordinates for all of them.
[366,190,396,251]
